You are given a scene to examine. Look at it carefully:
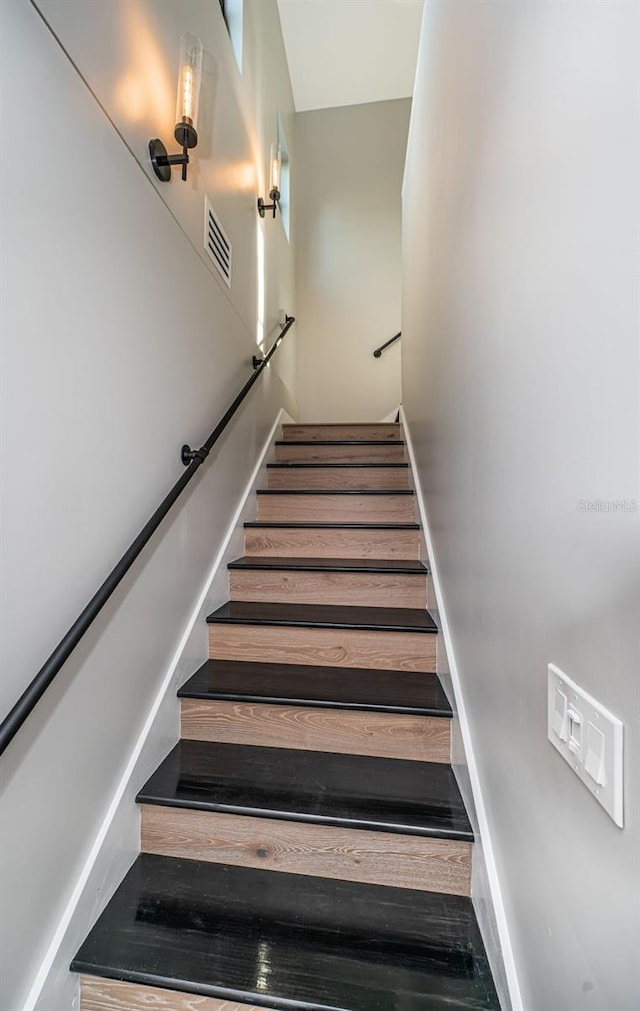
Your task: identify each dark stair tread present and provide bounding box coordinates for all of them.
[179,659,451,716]
[276,439,406,446]
[267,463,410,469]
[206,601,437,633]
[257,489,414,496]
[137,741,470,839]
[244,521,421,529]
[227,556,429,574]
[72,855,498,1011]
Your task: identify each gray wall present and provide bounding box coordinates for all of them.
[402,2,640,1009]
[0,1,296,1007]
[295,99,410,421]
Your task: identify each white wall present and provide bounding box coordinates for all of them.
[294,99,409,422]
[0,0,296,1007]
[32,0,296,391]
[402,2,640,1010]
[277,0,424,112]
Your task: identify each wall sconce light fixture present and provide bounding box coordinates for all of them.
[258,143,282,218]
[149,32,203,182]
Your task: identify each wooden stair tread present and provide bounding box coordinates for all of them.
[136,741,470,839]
[178,659,450,716]
[206,601,437,633]
[227,556,428,574]
[72,855,498,1011]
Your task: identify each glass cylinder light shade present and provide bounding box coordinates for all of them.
[270,142,282,197]
[176,32,203,130]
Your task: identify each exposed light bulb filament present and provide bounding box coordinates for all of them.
[182,65,194,121]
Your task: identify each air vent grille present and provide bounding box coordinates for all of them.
[204,198,232,287]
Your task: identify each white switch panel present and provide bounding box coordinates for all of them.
[547,664,624,827]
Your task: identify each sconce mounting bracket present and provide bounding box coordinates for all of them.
[149,139,173,182]
[149,138,191,183]
[257,187,281,219]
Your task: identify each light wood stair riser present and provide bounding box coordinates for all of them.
[141,807,471,896]
[283,424,402,442]
[275,443,406,464]
[81,977,261,1011]
[181,699,449,762]
[209,624,436,672]
[267,467,410,490]
[229,569,427,608]
[244,526,421,559]
[257,493,415,523]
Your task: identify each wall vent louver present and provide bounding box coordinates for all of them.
[204,198,232,288]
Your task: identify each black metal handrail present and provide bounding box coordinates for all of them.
[0,316,296,757]
[372,331,401,358]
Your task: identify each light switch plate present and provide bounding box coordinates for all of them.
[547,664,624,827]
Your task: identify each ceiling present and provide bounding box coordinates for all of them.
[276,0,425,112]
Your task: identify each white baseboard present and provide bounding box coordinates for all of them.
[28,408,288,1011]
[399,406,523,1011]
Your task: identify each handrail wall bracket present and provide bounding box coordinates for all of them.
[0,315,296,757]
[372,331,401,358]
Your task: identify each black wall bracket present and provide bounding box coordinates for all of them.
[149,120,198,183]
[258,187,281,219]
[181,444,209,466]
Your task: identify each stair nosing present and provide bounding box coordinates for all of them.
[227,556,429,574]
[256,489,414,496]
[267,463,409,469]
[276,440,405,446]
[178,687,450,718]
[244,521,421,529]
[282,423,401,427]
[136,793,473,841]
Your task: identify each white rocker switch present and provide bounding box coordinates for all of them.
[552,688,569,741]
[567,706,583,759]
[585,722,606,786]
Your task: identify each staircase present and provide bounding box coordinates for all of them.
[72,423,500,1010]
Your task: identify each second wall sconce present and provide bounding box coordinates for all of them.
[258,143,282,218]
[149,32,203,182]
